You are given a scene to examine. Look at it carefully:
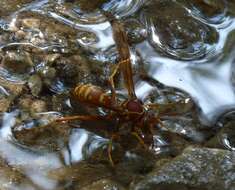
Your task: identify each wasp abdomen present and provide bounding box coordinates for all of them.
[72,84,113,109]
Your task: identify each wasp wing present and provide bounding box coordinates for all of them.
[108,15,137,99]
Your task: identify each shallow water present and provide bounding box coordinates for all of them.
[0,0,235,190]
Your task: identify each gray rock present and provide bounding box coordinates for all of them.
[206,121,235,151]
[80,179,126,190]
[131,147,235,190]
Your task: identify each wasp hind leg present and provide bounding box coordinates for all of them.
[55,115,114,123]
[107,133,120,167]
[131,130,148,149]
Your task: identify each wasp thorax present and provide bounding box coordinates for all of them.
[126,99,143,113]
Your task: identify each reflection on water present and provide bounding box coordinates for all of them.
[136,39,235,124]
[186,0,228,24]
[0,0,235,189]
[141,0,219,60]
[68,128,108,163]
[0,111,109,189]
[136,0,235,124]
[0,111,61,189]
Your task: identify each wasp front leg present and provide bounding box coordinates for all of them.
[108,61,121,103]
[131,130,148,149]
[56,115,113,123]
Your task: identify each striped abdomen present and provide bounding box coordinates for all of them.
[72,84,116,110]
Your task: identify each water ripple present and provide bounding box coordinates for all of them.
[184,0,228,25]
[140,0,219,60]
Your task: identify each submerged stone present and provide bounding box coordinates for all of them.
[0,157,36,190]
[0,97,11,112]
[80,178,126,190]
[1,51,33,74]
[0,78,24,97]
[206,121,235,151]
[12,120,70,152]
[49,162,113,189]
[124,19,147,44]
[131,147,235,190]
[28,74,42,97]
[70,0,108,12]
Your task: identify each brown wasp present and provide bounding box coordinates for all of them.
[56,12,176,165]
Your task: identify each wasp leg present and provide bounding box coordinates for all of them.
[147,102,190,117]
[56,115,113,123]
[107,134,119,167]
[108,140,114,167]
[108,62,121,103]
[131,131,148,149]
[148,116,164,129]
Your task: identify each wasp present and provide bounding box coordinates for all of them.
[56,12,180,165]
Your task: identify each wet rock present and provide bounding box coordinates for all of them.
[12,12,78,53]
[80,178,126,190]
[18,96,34,111]
[21,18,41,29]
[0,156,37,190]
[0,0,32,16]
[49,162,113,188]
[38,66,57,90]
[71,0,108,12]
[30,99,47,113]
[141,85,209,143]
[13,95,66,151]
[114,149,156,186]
[18,96,47,114]
[1,50,33,74]
[141,0,218,60]
[54,56,80,85]
[0,97,11,112]
[12,121,70,151]
[51,93,71,113]
[228,1,235,16]
[141,86,194,116]
[0,159,24,183]
[14,29,27,40]
[77,30,98,46]
[28,74,42,96]
[186,0,228,24]
[161,115,211,143]
[39,66,56,80]
[0,33,10,48]
[0,78,24,97]
[206,121,235,151]
[45,54,61,64]
[151,131,191,157]
[12,16,45,48]
[124,19,147,44]
[131,147,235,190]
[54,54,108,87]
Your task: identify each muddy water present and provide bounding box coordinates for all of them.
[0,1,235,190]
